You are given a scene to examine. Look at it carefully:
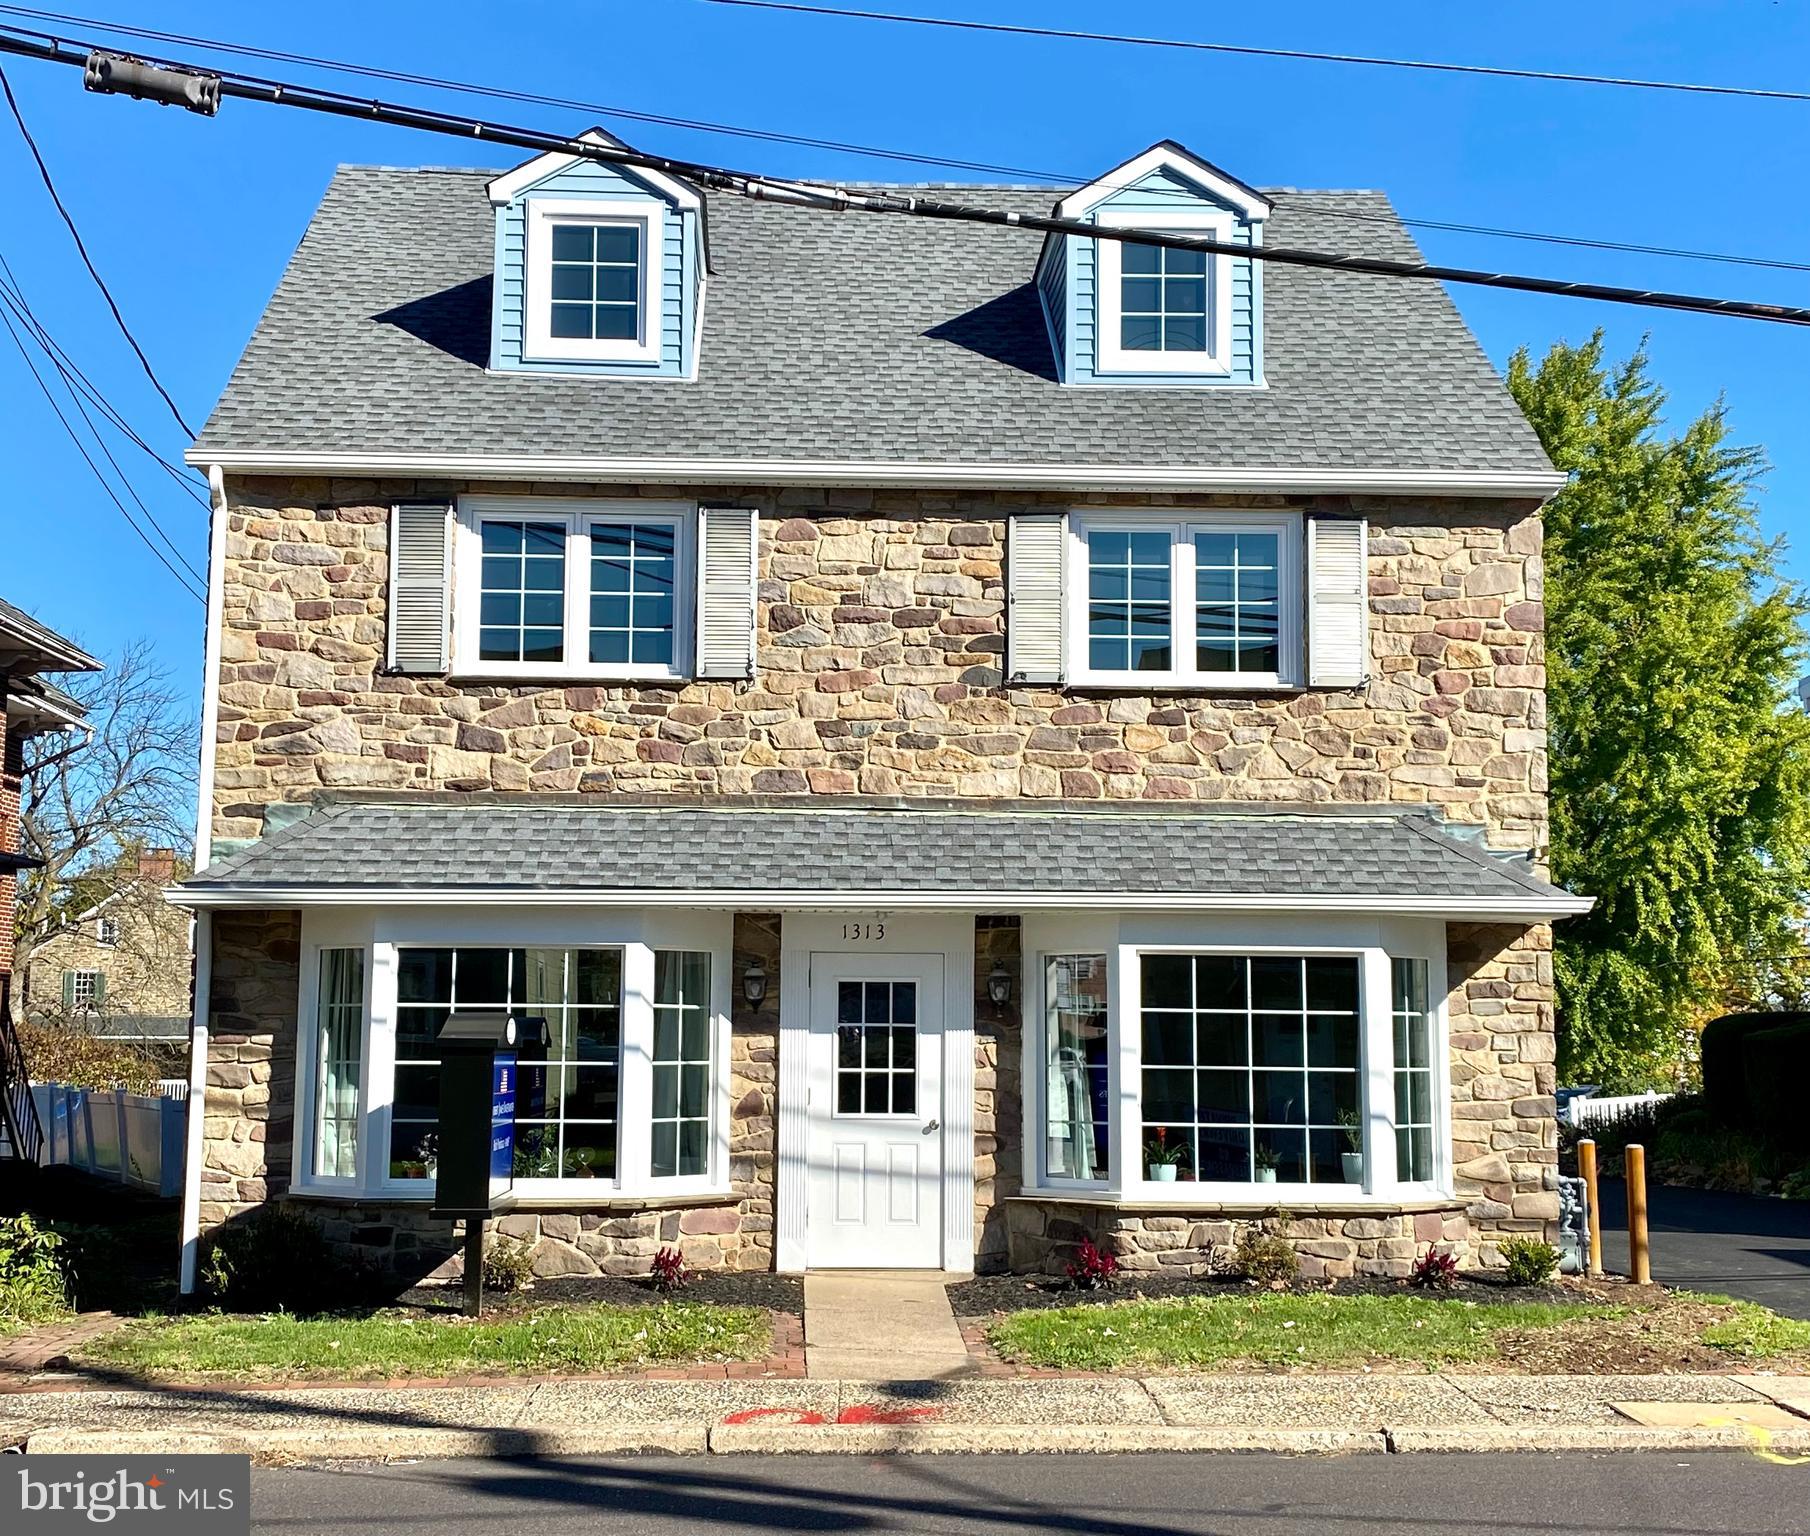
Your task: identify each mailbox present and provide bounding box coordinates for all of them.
[430,1010,547,1222]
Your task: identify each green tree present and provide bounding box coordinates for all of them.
[1508,335,1810,1089]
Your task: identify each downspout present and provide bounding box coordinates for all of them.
[179,465,229,1294]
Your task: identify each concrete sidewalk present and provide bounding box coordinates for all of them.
[5,1371,1808,1459]
[803,1271,973,1379]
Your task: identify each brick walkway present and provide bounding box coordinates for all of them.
[0,1313,121,1384]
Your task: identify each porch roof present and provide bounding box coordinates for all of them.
[176,798,1590,920]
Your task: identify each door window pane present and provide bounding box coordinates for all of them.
[313,948,364,1179]
[833,980,920,1118]
[652,951,712,1177]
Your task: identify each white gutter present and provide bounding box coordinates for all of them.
[168,885,1593,921]
[194,466,229,873]
[188,450,1566,500]
[177,908,211,1296]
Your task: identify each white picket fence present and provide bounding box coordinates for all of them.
[30,1081,187,1198]
[1566,1090,1671,1129]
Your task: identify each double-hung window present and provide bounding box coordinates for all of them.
[1068,513,1300,687]
[455,498,692,680]
[522,197,663,365]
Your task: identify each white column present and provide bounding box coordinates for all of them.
[177,910,212,1295]
[1113,941,1140,1191]
[941,921,976,1274]
[774,937,809,1272]
[617,942,655,1190]
[1361,946,1398,1193]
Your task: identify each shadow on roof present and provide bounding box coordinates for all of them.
[922,282,1057,382]
[374,275,492,370]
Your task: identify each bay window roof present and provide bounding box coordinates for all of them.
[176,798,1590,920]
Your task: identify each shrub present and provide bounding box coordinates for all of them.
[15,1020,161,1095]
[198,1206,356,1314]
[1499,1235,1560,1287]
[1780,1169,1810,1201]
[0,1213,70,1327]
[1743,1021,1810,1151]
[1065,1236,1120,1291]
[1409,1246,1458,1290]
[1701,1012,1806,1127]
[1226,1225,1298,1286]
[482,1238,534,1294]
[650,1246,689,1294]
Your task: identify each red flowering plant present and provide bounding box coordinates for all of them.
[650,1245,690,1293]
[1408,1245,1458,1290]
[1065,1236,1121,1291]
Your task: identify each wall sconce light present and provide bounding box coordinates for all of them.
[741,959,769,1010]
[986,959,1013,1007]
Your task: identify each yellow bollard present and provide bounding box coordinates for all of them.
[1578,1138,1603,1277]
[1626,1143,1651,1285]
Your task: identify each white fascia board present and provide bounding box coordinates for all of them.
[169,885,1594,920]
[1056,144,1272,223]
[189,450,1567,500]
[486,128,702,211]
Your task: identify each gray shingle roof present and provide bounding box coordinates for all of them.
[193,169,1553,478]
[0,596,101,671]
[179,800,1585,915]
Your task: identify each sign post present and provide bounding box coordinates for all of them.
[429,1010,546,1317]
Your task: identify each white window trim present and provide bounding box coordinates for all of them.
[522,196,665,365]
[290,910,734,1204]
[1020,920,1452,1207]
[1064,509,1302,689]
[452,496,695,682]
[1095,207,1236,376]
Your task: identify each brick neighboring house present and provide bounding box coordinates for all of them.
[171,136,1588,1289]
[1,598,98,1160]
[19,847,193,1065]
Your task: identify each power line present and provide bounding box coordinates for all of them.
[1,4,1804,276]
[703,0,1810,104]
[0,301,204,602]
[0,59,197,438]
[1,26,1806,328]
[0,254,210,507]
[0,281,206,580]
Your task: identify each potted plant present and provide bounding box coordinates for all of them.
[1337,1109,1364,1183]
[1253,1144,1280,1183]
[415,1132,440,1181]
[1145,1128,1186,1183]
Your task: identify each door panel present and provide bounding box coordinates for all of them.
[807,953,943,1268]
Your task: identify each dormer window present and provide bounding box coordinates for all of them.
[522,197,664,365]
[1095,209,1234,376]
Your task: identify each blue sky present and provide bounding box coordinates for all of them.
[2,0,1806,712]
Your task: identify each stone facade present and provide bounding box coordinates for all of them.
[23,869,194,1024]
[207,479,1548,859]
[196,474,1561,1278]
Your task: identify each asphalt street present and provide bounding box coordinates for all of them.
[1596,1178,1810,1318]
[250,1451,1810,1534]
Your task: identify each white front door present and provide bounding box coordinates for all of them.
[805,953,944,1269]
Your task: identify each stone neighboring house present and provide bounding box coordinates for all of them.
[172,135,1588,1289]
[1,598,97,1161]
[20,847,193,1063]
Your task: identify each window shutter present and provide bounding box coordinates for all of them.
[92,973,106,1008]
[1307,516,1368,688]
[386,502,452,674]
[695,505,757,679]
[62,970,75,1009]
[1007,512,1067,684]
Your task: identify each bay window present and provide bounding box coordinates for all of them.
[454,497,692,681]
[1068,512,1300,688]
[297,922,728,1199]
[1393,958,1436,1183]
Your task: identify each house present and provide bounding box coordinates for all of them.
[19,846,193,1066]
[1,597,99,1162]
[171,135,1587,1288]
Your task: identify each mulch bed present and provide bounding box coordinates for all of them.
[392,1271,805,1317]
[950,1268,1573,1317]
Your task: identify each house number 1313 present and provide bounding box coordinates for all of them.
[843,922,886,941]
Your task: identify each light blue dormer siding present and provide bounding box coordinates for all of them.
[1037,159,1264,389]
[489,154,696,378]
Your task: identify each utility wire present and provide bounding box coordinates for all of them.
[0,278,206,583]
[0,59,197,438]
[0,255,210,507]
[1,4,1804,276]
[0,26,1806,328]
[702,0,1810,104]
[0,301,204,602]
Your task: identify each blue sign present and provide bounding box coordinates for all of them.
[490,1051,516,1187]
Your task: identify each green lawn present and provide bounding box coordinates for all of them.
[78,1301,770,1380]
[988,1293,1619,1371]
[1700,1301,1810,1359]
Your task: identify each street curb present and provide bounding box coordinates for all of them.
[708,1425,1388,1455]
[1386,1425,1810,1454]
[24,1423,709,1461]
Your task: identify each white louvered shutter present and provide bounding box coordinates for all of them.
[1307,516,1368,688]
[695,505,757,679]
[1007,512,1067,684]
[386,502,451,674]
